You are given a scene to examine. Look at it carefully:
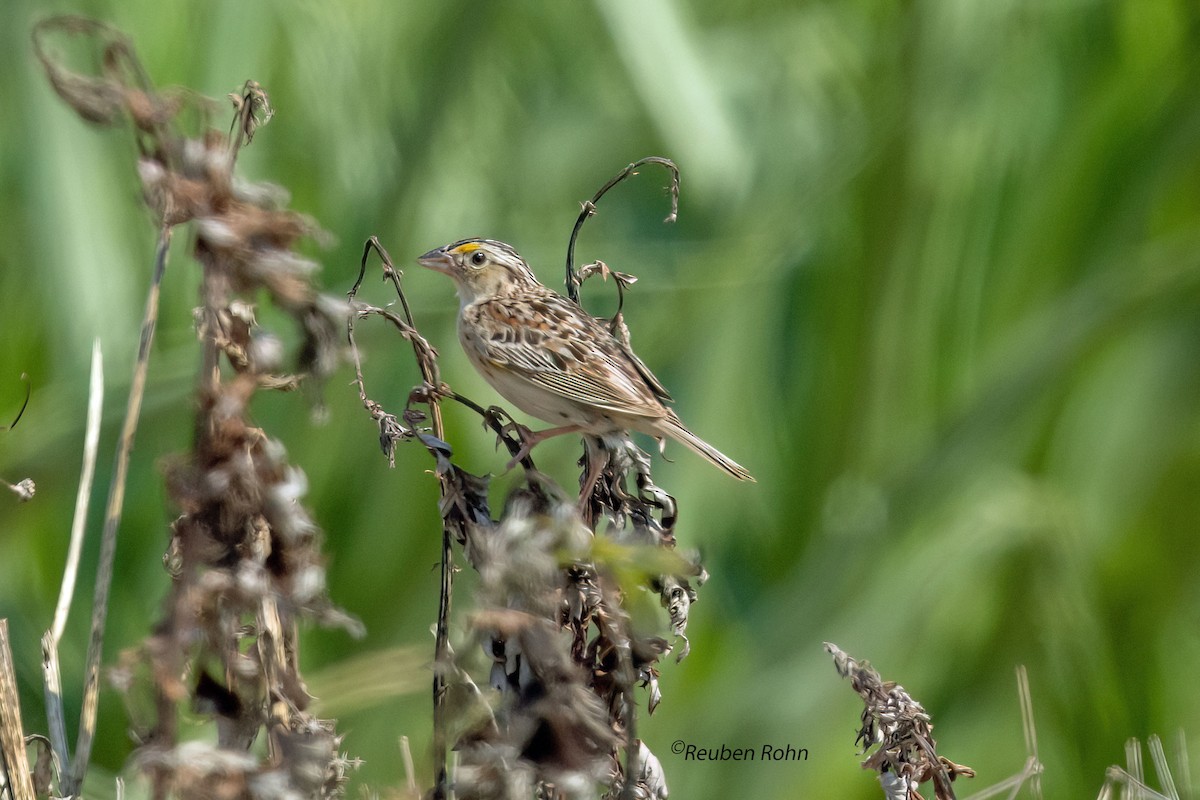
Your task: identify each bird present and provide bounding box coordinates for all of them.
[417,238,754,487]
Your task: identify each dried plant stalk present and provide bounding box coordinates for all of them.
[826,642,975,800]
[34,15,358,800]
[0,620,36,800]
[564,156,679,304]
[349,158,703,800]
[41,339,105,784]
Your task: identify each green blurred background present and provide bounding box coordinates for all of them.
[3,0,1200,797]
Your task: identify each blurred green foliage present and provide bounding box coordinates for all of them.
[2,0,1200,797]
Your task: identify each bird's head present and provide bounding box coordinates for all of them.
[417,239,540,305]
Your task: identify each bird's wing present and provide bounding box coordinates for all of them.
[467,293,667,418]
[616,336,673,403]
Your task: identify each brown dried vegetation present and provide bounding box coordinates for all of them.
[11,15,705,800]
[347,160,706,800]
[28,15,358,800]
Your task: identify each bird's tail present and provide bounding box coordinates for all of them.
[661,412,755,482]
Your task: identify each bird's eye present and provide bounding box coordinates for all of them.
[470,250,487,267]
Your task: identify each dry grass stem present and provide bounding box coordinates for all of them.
[1174,731,1191,800]
[958,665,1046,800]
[0,620,36,800]
[1147,736,1178,800]
[70,222,171,797]
[1015,665,1043,800]
[1095,737,1188,800]
[51,340,104,645]
[41,339,105,784]
[399,736,419,800]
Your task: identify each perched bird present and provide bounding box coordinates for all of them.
[417,238,754,484]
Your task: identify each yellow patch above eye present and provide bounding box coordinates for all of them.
[453,242,482,255]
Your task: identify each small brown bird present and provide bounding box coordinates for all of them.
[418,238,754,483]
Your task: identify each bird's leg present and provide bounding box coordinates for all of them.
[503,423,588,471]
[484,407,532,453]
[578,438,610,512]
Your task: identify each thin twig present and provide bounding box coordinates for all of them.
[41,339,104,782]
[961,756,1042,800]
[1016,665,1043,800]
[564,157,679,303]
[1,374,30,431]
[67,225,171,796]
[352,238,454,800]
[357,238,443,422]
[432,524,452,800]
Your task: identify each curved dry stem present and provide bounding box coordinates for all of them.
[1,373,31,431]
[564,156,679,304]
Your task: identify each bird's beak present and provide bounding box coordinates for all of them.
[417,246,454,274]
